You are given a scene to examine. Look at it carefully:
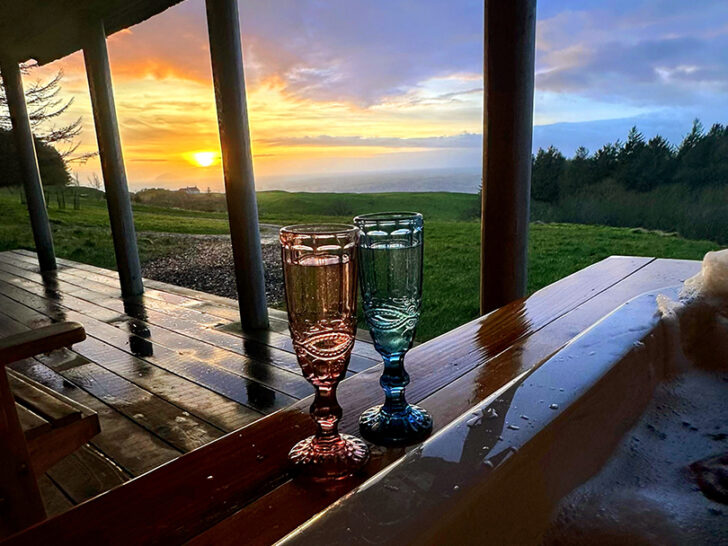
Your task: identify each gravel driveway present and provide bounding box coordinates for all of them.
[140,225,285,305]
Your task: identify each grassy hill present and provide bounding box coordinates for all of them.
[0,188,719,340]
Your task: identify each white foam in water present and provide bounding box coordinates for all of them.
[680,249,728,302]
[546,249,728,545]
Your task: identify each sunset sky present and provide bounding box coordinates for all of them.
[28,0,728,191]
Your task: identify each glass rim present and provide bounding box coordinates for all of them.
[353,211,423,223]
[280,223,358,236]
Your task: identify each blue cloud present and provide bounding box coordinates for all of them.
[231,0,483,105]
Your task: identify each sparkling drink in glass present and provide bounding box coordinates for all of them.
[355,212,433,446]
[280,224,369,479]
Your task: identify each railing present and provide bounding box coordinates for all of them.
[0,0,536,326]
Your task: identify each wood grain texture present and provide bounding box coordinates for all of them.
[16,405,51,441]
[2,256,662,545]
[0,322,84,366]
[36,476,72,518]
[192,258,701,546]
[8,373,82,429]
[44,445,128,504]
[0,283,267,431]
[3,251,378,370]
[0,254,322,395]
[10,359,182,477]
[0,304,225,453]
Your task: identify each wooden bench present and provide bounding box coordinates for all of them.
[0,322,97,537]
[11,369,100,478]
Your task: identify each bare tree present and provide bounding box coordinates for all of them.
[0,63,95,165]
[88,172,102,190]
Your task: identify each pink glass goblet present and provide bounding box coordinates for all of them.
[280,224,369,480]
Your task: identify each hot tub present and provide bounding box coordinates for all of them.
[278,271,728,545]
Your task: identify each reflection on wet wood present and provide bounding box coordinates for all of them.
[11,359,182,477]
[4,255,698,546]
[194,257,702,545]
[0,249,380,517]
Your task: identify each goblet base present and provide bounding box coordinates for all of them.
[288,433,369,480]
[359,404,433,446]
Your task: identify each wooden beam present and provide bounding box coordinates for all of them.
[0,364,45,537]
[205,0,269,330]
[480,0,537,314]
[82,20,144,297]
[0,322,85,367]
[0,60,56,272]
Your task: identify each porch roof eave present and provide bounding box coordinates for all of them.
[0,0,183,65]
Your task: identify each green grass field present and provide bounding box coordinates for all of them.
[0,188,720,340]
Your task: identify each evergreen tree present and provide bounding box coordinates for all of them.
[675,121,728,186]
[592,141,620,181]
[677,119,705,161]
[560,146,594,194]
[0,128,69,187]
[617,127,653,191]
[531,146,565,202]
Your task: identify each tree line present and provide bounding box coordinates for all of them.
[531,120,728,203]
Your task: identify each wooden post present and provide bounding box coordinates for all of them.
[0,60,57,272]
[205,0,269,330]
[82,20,144,297]
[480,0,537,314]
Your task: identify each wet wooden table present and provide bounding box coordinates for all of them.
[2,255,701,545]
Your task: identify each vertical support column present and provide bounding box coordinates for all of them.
[205,0,269,330]
[83,19,143,297]
[1,60,56,272]
[480,0,537,314]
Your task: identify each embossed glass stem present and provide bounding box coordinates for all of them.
[280,224,369,480]
[355,212,433,446]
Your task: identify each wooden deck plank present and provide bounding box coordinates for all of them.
[0,304,226,453]
[0,258,316,398]
[10,358,182,477]
[37,475,73,518]
[7,251,366,347]
[3,256,657,545]
[0,287,262,432]
[5,255,366,383]
[7,373,82,429]
[45,444,128,505]
[3,251,379,363]
[16,404,51,441]
[0,276,291,418]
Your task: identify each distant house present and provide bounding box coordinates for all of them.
[179,186,201,194]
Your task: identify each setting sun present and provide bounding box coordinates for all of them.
[192,151,216,167]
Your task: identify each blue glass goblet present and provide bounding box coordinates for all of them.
[355,212,432,446]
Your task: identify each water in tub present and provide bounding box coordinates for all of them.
[544,250,728,545]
